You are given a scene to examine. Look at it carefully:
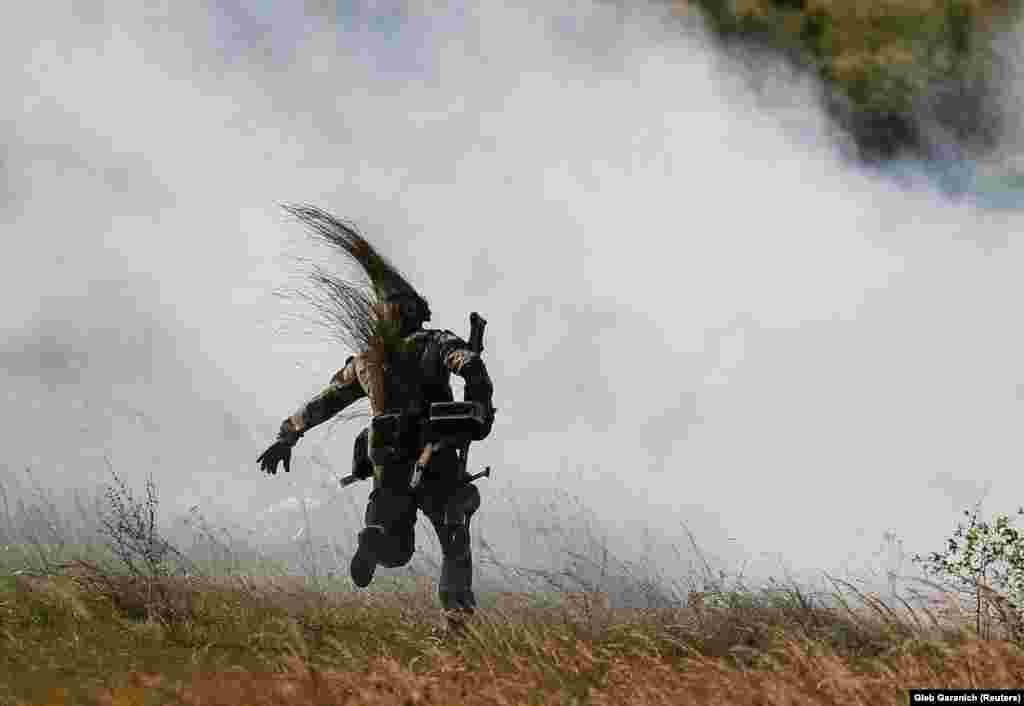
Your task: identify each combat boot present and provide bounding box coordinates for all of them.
[441,607,474,639]
[438,585,477,640]
[350,524,385,588]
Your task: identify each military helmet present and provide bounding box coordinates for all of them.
[283,204,432,343]
[382,290,431,333]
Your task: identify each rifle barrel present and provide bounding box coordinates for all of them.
[339,474,361,487]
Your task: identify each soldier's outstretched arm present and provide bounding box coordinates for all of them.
[437,332,495,439]
[257,357,366,475]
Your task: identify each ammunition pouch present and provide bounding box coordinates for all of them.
[352,427,373,479]
[426,401,487,444]
[369,413,408,466]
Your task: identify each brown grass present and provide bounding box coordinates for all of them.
[2,569,1024,706]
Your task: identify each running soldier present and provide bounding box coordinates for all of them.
[257,206,495,629]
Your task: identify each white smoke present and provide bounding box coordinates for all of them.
[3,1,1024,592]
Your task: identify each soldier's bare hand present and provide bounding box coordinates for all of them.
[257,440,293,475]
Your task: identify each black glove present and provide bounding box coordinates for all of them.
[257,440,293,475]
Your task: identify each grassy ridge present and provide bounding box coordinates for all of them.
[6,471,1024,704]
[3,471,1024,703]
[2,570,1023,705]
[681,0,1024,159]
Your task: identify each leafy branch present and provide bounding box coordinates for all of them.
[914,504,1024,640]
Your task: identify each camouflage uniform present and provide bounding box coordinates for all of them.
[273,328,494,614]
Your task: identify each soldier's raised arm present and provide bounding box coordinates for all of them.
[437,331,495,440]
[257,357,366,475]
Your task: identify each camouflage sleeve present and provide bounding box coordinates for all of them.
[436,331,494,410]
[277,357,366,445]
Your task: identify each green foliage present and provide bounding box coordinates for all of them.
[684,0,1024,156]
[914,505,1024,606]
[693,0,998,103]
[914,505,1024,641]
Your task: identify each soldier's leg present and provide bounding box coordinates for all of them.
[364,484,417,567]
[350,462,417,588]
[443,481,480,563]
[422,481,481,614]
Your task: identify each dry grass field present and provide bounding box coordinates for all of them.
[5,2,1024,705]
[2,567,1023,706]
[2,471,1023,704]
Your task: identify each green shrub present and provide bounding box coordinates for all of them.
[914,505,1024,640]
[684,0,1024,157]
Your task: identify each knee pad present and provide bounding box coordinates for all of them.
[444,484,481,527]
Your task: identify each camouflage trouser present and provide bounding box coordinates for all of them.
[364,444,481,612]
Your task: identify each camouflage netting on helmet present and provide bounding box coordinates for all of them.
[283,204,430,357]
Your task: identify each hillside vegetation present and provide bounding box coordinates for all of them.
[681,0,1024,159]
[4,570,1024,706]
[3,470,1024,705]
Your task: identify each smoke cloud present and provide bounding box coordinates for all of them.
[4,1,1024,591]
